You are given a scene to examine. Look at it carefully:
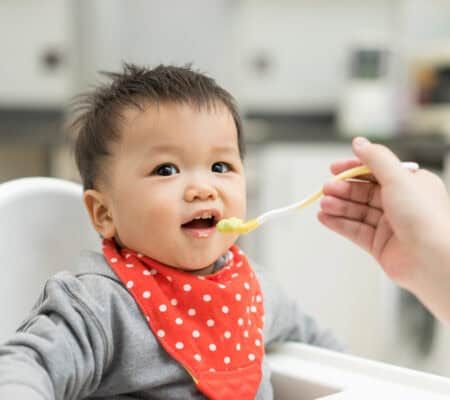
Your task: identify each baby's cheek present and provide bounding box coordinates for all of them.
[229,175,246,195]
[232,190,247,217]
[148,198,178,224]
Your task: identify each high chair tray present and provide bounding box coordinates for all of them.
[267,343,450,399]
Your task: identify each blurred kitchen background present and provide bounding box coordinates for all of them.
[2,0,450,378]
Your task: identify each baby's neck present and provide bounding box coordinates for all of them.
[189,251,231,276]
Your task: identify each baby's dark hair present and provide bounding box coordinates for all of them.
[71,63,244,190]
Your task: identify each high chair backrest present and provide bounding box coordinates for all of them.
[0,177,100,343]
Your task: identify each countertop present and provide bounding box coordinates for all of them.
[243,115,450,170]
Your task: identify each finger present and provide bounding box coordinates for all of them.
[352,137,408,186]
[317,211,374,252]
[330,158,363,175]
[322,180,382,209]
[320,196,383,228]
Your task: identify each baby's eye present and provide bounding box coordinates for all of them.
[212,162,231,173]
[152,163,179,176]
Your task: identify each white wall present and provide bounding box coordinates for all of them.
[399,0,450,54]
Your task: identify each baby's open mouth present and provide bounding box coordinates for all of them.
[181,215,217,229]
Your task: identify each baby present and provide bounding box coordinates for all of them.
[0,64,341,399]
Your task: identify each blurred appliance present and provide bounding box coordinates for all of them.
[337,41,398,138]
[410,42,450,136]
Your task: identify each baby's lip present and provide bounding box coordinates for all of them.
[181,208,222,226]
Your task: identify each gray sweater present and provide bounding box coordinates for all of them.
[0,251,342,399]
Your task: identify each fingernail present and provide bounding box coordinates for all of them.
[354,137,370,148]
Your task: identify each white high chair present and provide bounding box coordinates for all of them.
[0,177,100,344]
[0,177,449,399]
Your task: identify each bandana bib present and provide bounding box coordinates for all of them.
[103,239,265,399]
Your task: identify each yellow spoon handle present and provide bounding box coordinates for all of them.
[297,165,372,210]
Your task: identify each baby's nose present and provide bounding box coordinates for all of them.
[184,183,218,202]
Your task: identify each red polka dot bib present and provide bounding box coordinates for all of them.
[103,239,265,399]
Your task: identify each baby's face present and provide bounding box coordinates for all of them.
[103,102,246,273]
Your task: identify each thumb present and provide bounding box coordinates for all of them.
[352,137,407,186]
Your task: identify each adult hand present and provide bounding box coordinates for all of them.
[318,137,450,324]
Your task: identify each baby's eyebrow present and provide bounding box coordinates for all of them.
[141,144,185,158]
[145,144,239,155]
[147,144,180,154]
[210,145,239,154]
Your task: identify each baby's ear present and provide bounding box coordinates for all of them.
[83,189,116,239]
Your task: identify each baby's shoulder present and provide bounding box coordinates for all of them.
[39,251,150,339]
[43,251,137,320]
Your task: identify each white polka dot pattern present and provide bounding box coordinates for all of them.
[103,239,264,395]
[203,294,212,302]
[183,284,192,292]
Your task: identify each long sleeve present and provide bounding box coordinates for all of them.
[0,272,112,400]
[0,251,343,400]
[255,265,344,351]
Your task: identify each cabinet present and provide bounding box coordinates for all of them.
[0,0,74,108]
[241,141,450,376]
[242,142,387,358]
[230,1,397,112]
